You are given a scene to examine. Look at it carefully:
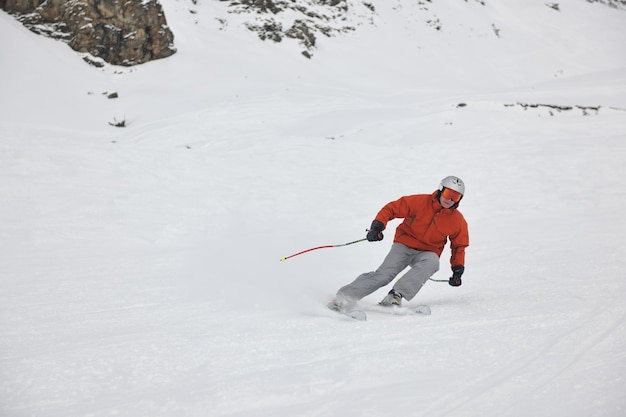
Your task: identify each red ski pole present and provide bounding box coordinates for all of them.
[280,238,367,261]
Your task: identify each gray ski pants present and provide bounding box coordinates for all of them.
[337,243,440,301]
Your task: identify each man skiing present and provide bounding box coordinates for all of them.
[328,176,469,312]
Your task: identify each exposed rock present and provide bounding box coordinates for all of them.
[2,0,624,66]
[1,0,176,66]
[503,102,608,116]
[285,20,317,51]
[586,0,626,9]
[226,0,368,58]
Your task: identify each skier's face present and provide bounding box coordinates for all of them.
[440,195,456,209]
[440,187,462,209]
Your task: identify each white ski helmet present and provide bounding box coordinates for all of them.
[439,176,465,195]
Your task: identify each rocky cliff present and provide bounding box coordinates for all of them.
[1,0,624,67]
[1,0,176,66]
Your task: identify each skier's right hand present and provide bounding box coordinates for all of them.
[366,220,385,242]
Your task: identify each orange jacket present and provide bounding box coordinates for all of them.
[374,192,469,267]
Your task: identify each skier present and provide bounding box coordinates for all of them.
[328,176,469,312]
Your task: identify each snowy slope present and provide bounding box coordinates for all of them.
[1,1,626,416]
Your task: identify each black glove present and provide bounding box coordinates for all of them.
[449,265,464,287]
[366,220,385,242]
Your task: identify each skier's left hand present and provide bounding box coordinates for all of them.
[449,265,464,287]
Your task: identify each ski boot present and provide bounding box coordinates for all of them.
[378,289,402,307]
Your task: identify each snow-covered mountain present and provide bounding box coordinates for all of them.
[1,1,625,416]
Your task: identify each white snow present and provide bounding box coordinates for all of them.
[1,1,626,416]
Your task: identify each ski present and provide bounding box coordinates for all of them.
[327,304,367,321]
[366,304,431,316]
[340,309,367,321]
[409,305,432,315]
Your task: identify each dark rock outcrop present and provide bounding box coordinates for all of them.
[1,0,176,66]
[227,0,369,58]
[587,0,626,9]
